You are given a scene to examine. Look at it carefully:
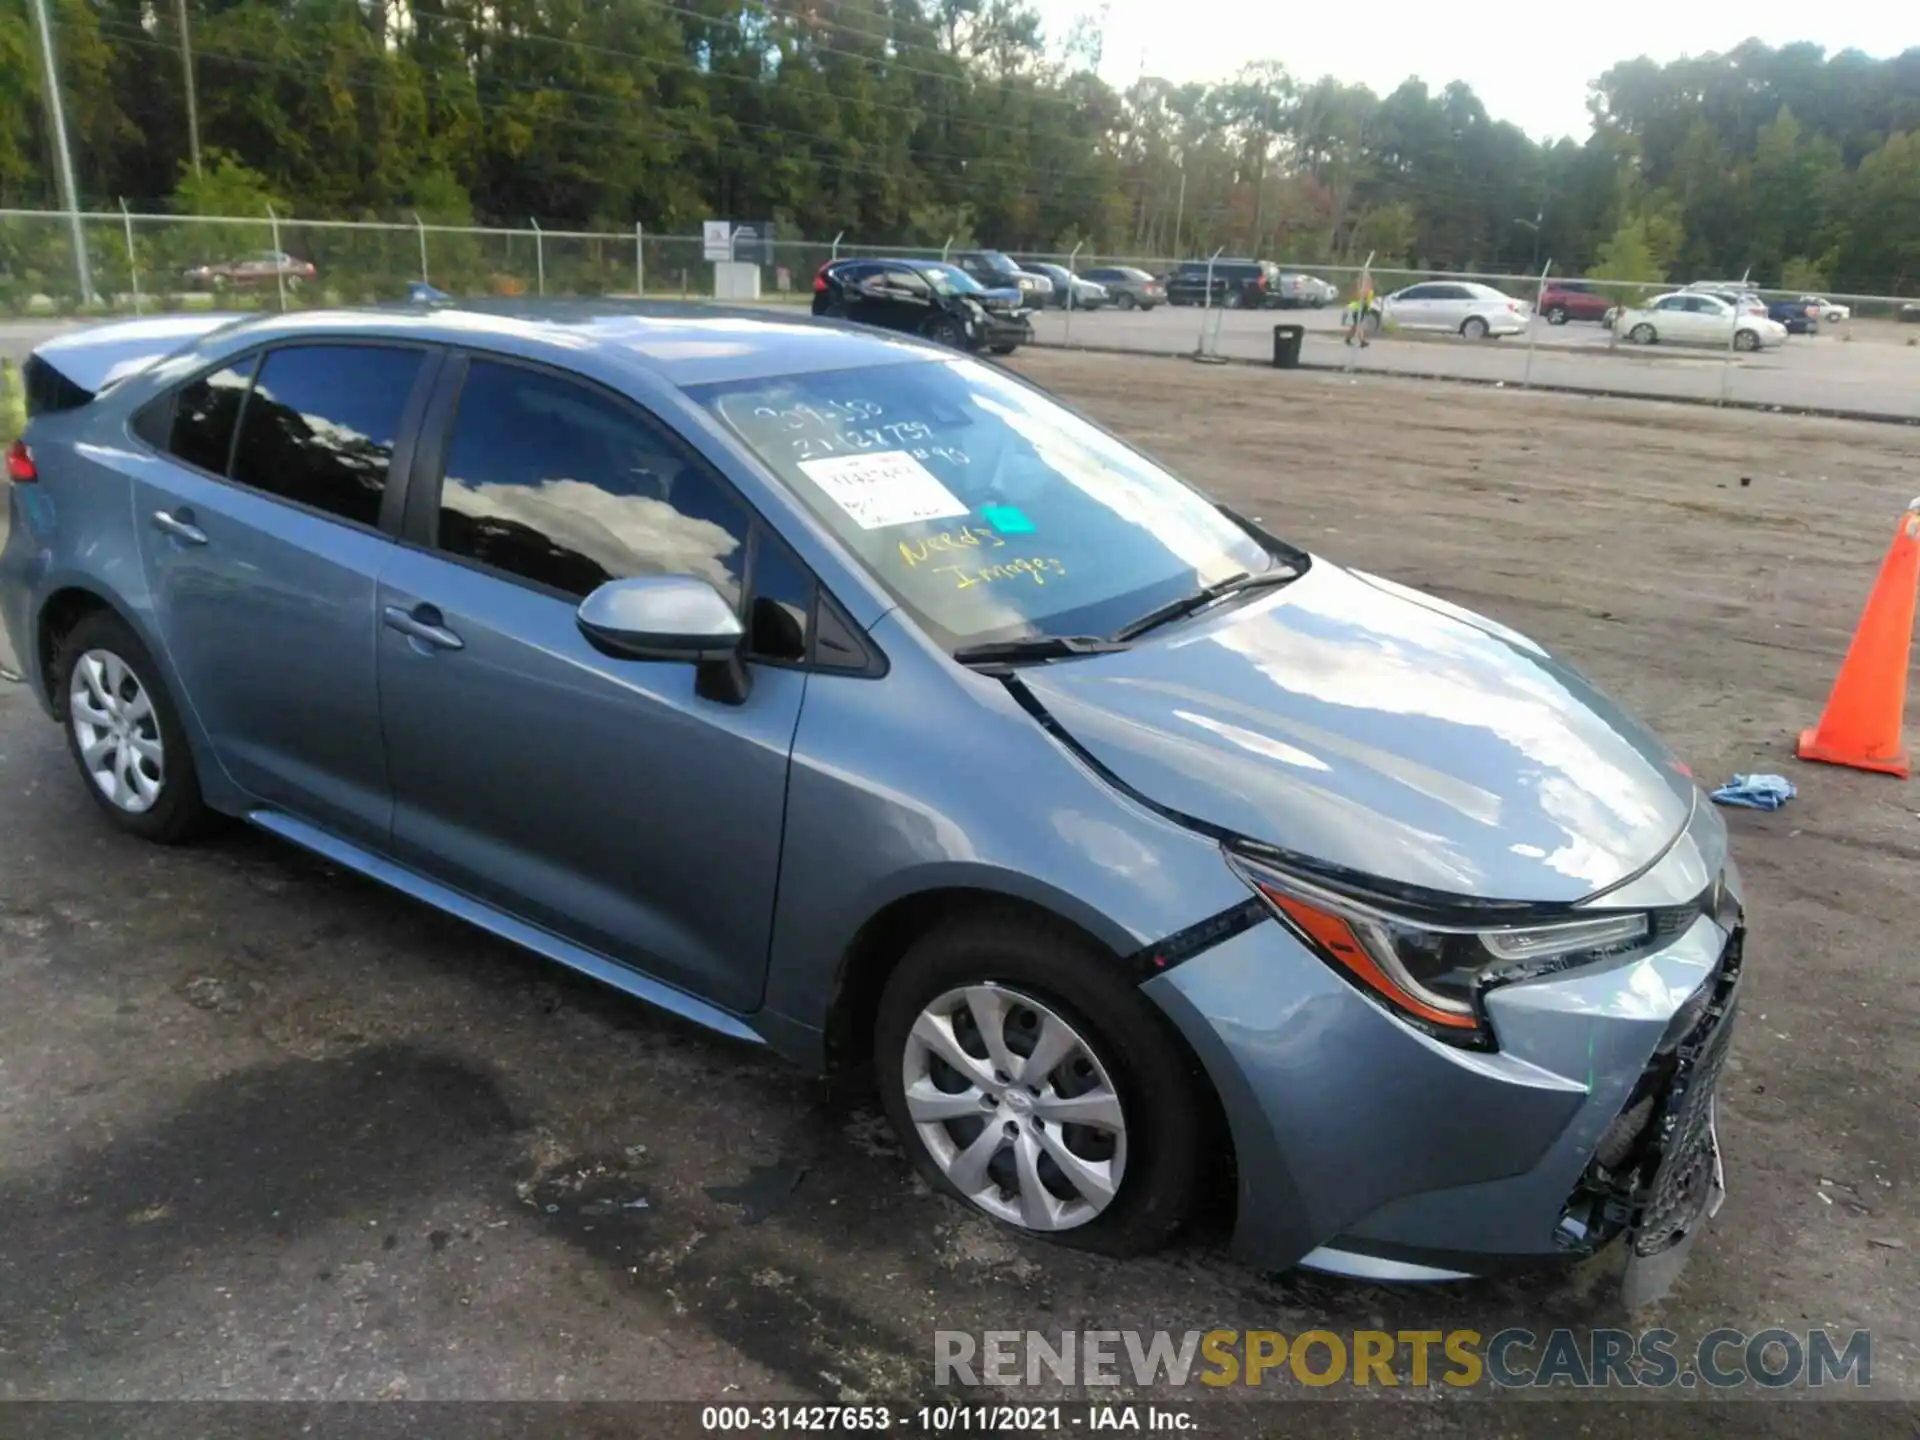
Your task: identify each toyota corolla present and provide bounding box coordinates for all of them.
[0,302,1741,1302]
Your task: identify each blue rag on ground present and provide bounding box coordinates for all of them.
[1710,774,1796,810]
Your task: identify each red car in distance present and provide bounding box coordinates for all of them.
[1538,280,1616,325]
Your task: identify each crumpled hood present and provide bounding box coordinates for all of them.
[1017,560,1697,903]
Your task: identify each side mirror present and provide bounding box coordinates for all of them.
[576,575,751,703]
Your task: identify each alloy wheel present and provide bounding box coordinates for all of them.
[901,983,1127,1232]
[68,648,165,814]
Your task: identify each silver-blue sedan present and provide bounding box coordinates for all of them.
[1,302,1741,1302]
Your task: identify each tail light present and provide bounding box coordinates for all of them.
[814,265,829,294]
[1253,273,1267,290]
[7,439,37,483]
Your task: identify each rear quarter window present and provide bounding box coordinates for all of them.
[21,355,94,417]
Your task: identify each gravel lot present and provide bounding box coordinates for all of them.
[1027,306,1920,420]
[1,351,1916,1431]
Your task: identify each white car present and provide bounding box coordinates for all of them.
[1614,292,1787,351]
[1379,281,1529,338]
[1806,296,1850,322]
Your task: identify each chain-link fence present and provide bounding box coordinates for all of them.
[4,208,1916,420]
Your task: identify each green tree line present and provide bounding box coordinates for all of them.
[2,2,1918,294]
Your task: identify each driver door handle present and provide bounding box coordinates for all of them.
[383,603,465,652]
[151,507,208,546]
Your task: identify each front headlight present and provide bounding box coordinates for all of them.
[1226,851,1655,1048]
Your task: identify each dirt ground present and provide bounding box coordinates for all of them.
[1,352,1916,1433]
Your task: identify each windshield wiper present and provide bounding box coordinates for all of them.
[952,634,1132,666]
[1111,567,1300,643]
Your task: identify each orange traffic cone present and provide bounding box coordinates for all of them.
[1797,498,1920,778]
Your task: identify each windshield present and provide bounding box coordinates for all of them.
[691,359,1277,650]
[912,262,983,296]
[972,251,1021,277]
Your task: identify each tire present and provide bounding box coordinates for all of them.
[1460,315,1490,340]
[54,609,210,845]
[1116,292,1136,310]
[875,913,1204,1257]
[1545,306,1568,325]
[988,344,1019,356]
[1734,328,1760,352]
[921,315,966,349]
[1224,291,1244,310]
[1629,322,1657,345]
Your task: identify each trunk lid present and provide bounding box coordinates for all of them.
[28,313,247,401]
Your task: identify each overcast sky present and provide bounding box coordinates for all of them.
[1037,3,1916,142]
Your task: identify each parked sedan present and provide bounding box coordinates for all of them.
[813,258,1031,355]
[3,304,1743,1303]
[181,250,317,292]
[1379,281,1529,338]
[1024,263,1109,310]
[1080,266,1166,310]
[1537,280,1616,325]
[1614,292,1788,351]
[953,251,1054,306]
[1273,273,1338,309]
[1763,296,1821,335]
[1803,296,1850,323]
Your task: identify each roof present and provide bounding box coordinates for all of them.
[151,299,945,389]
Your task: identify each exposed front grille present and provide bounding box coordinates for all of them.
[1553,921,1743,1254]
[1631,934,1740,1254]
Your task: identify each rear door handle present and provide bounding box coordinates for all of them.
[151,508,208,546]
[383,603,464,652]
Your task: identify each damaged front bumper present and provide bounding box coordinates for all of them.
[1144,851,1743,1302]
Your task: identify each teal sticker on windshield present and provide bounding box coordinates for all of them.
[980,504,1034,534]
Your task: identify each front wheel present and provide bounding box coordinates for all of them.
[875,915,1203,1255]
[1629,322,1657,345]
[1461,315,1490,340]
[921,314,967,349]
[55,610,210,844]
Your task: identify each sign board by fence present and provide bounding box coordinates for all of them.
[702,220,731,261]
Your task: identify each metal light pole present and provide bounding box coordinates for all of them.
[1514,213,1543,275]
[176,0,202,176]
[28,0,93,302]
[1249,97,1270,258]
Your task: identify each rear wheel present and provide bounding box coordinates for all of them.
[1116,292,1137,310]
[1461,315,1490,340]
[1224,291,1244,310]
[875,915,1203,1256]
[1734,327,1761,352]
[1629,322,1657,345]
[54,610,210,844]
[1545,306,1568,325]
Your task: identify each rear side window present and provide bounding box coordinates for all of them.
[434,359,751,604]
[162,361,256,473]
[228,345,424,527]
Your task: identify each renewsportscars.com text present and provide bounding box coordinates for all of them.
[934,1328,1872,1390]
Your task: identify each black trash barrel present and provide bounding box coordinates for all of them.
[1272,323,1305,368]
